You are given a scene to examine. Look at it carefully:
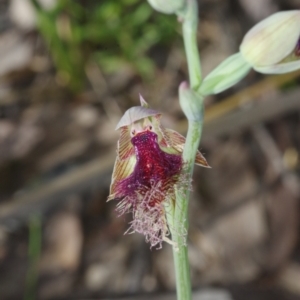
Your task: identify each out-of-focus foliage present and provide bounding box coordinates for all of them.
[31,0,179,91]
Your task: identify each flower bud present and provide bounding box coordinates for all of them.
[240,10,300,74]
[147,0,185,14]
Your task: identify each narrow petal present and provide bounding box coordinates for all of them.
[117,127,135,160]
[150,115,171,148]
[195,151,210,168]
[109,126,136,200]
[161,128,185,152]
[108,155,136,201]
[162,128,210,167]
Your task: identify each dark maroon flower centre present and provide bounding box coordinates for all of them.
[132,131,182,185]
[116,131,182,205]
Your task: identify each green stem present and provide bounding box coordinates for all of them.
[172,241,192,300]
[171,121,203,300]
[181,0,202,89]
[170,1,204,300]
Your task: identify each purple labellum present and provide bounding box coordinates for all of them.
[114,131,184,248]
[116,131,182,205]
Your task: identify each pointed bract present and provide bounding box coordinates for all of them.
[139,94,149,108]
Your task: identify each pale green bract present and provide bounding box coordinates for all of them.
[179,82,204,121]
[198,53,251,95]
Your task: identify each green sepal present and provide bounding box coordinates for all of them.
[198,53,251,95]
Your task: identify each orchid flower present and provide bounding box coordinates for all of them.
[107,95,209,248]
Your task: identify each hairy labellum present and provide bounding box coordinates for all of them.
[108,96,209,248]
[116,131,182,205]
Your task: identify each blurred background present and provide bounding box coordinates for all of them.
[0,0,300,299]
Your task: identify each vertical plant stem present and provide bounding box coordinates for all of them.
[171,121,203,300]
[182,0,202,89]
[24,215,42,300]
[170,0,204,299]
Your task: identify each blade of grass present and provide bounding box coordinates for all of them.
[24,215,42,300]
